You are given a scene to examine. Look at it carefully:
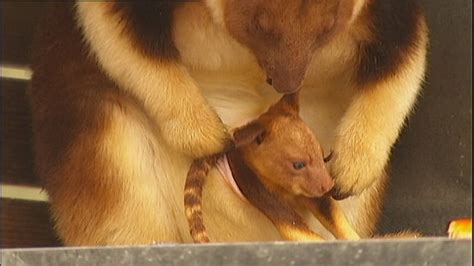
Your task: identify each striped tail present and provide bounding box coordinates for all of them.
[184,156,219,243]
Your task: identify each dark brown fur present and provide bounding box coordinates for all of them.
[356,0,426,85]
[110,2,183,60]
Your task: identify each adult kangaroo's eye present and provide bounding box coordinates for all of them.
[293,161,306,170]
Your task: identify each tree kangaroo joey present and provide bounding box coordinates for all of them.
[185,93,360,243]
[30,1,428,244]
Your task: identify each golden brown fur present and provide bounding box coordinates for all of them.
[185,93,359,243]
[30,1,428,244]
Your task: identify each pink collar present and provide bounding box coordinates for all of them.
[216,154,248,202]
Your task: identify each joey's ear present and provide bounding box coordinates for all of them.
[233,121,266,148]
[273,92,300,115]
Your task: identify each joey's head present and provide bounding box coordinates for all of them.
[207,0,359,93]
[233,93,334,198]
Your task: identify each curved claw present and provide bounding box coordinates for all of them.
[323,150,334,163]
[330,187,352,201]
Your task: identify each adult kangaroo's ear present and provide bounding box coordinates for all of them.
[233,121,266,148]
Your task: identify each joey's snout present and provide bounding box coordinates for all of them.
[318,172,334,194]
[303,170,334,198]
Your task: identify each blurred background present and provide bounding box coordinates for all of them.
[0,1,471,248]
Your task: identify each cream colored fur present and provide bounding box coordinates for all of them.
[75,2,228,159]
[64,1,428,244]
[330,41,428,195]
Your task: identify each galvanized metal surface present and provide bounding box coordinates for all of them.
[1,238,471,266]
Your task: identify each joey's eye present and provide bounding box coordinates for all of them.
[256,134,264,145]
[293,161,306,170]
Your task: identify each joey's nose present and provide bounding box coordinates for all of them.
[305,171,334,197]
[317,170,334,194]
[320,178,334,194]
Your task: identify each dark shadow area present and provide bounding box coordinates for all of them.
[378,0,472,236]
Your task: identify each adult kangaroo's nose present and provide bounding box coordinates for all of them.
[268,67,305,94]
[263,50,310,94]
